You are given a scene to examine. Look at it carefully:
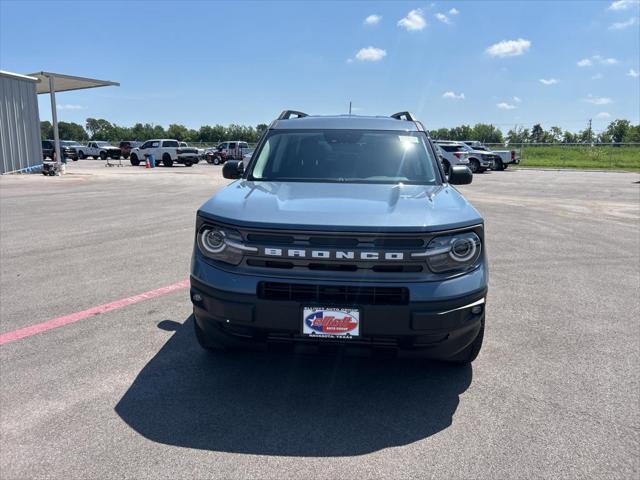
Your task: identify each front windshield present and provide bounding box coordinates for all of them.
[96,141,111,147]
[61,141,81,146]
[249,130,439,184]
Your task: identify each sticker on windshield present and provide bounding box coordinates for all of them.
[398,135,419,143]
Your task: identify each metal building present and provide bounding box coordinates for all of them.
[0,71,42,174]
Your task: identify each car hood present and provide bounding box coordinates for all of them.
[198,181,482,232]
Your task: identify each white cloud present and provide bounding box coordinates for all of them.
[609,17,637,29]
[435,12,451,24]
[486,38,531,57]
[364,14,381,25]
[592,73,604,80]
[628,68,640,77]
[354,46,387,62]
[442,91,465,100]
[539,78,559,85]
[449,8,460,15]
[596,112,611,119]
[584,95,613,105]
[578,55,619,67]
[608,0,639,10]
[513,96,522,103]
[57,104,85,110]
[398,9,427,31]
[497,102,517,110]
[593,55,618,65]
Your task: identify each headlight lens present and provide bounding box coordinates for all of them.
[424,231,481,273]
[197,226,251,265]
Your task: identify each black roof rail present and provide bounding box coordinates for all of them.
[390,111,416,122]
[277,110,309,120]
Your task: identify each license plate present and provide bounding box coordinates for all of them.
[302,307,360,339]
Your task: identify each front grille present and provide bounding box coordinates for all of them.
[257,282,409,305]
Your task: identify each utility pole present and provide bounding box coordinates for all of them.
[349,101,352,115]
[587,118,593,145]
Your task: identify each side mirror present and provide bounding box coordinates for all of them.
[448,165,473,185]
[222,160,244,179]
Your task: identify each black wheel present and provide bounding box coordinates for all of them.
[100,151,107,160]
[503,164,509,170]
[78,151,85,159]
[72,157,78,162]
[469,159,480,173]
[162,154,173,167]
[447,321,484,365]
[194,316,227,352]
[206,156,213,164]
[123,154,130,159]
[494,159,504,171]
[130,154,140,166]
[184,160,193,167]
[213,155,221,165]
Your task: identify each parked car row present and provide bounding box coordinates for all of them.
[433,140,520,174]
[42,139,253,168]
[204,141,251,165]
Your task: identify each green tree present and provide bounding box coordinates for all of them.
[471,123,503,143]
[530,124,545,143]
[40,121,53,139]
[57,121,88,141]
[85,118,114,140]
[623,124,640,143]
[606,119,631,143]
[167,124,189,141]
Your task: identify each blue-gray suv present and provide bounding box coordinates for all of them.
[190,111,487,364]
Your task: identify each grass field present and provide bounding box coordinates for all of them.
[494,145,640,171]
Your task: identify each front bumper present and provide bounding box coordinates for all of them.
[190,261,488,359]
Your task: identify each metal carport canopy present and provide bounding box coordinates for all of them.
[27,71,119,167]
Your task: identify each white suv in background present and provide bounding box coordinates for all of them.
[433,141,471,175]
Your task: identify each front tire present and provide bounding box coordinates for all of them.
[100,151,107,160]
[184,160,193,167]
[130,154,140,166]
[78,151,85,159]
[468,159,480,173]
[162,154,173,167]
[494,159,504,171]
[213,155,221,165]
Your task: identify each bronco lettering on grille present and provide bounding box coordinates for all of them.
[263,248,405,261]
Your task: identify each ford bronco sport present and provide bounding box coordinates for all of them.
[190,111,488,364]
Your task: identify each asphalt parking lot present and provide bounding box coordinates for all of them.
[1,161,638,479]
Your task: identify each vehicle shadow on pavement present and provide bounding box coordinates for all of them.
[115,315,472,457]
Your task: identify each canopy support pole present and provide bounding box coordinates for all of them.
[48,75,61,169]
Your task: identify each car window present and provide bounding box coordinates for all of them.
[162,140,179,148]
[440,145,465,153]
[251,130,439,185]
[151,141,161,148]
[229,143,237,149]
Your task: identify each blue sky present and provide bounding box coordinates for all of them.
[1,0,638,133]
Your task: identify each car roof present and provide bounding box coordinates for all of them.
[272,115,420,132]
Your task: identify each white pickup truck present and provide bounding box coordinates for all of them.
[129,139,200,167]
[77,141,122,160]
[462,141,520,170]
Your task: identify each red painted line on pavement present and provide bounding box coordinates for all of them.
[0,279,190,346]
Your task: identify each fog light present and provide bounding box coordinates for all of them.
[471,305,483,315]
[192,293,202,302]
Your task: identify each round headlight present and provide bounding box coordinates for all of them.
[449,236,477,262]
[201,229,226,254]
